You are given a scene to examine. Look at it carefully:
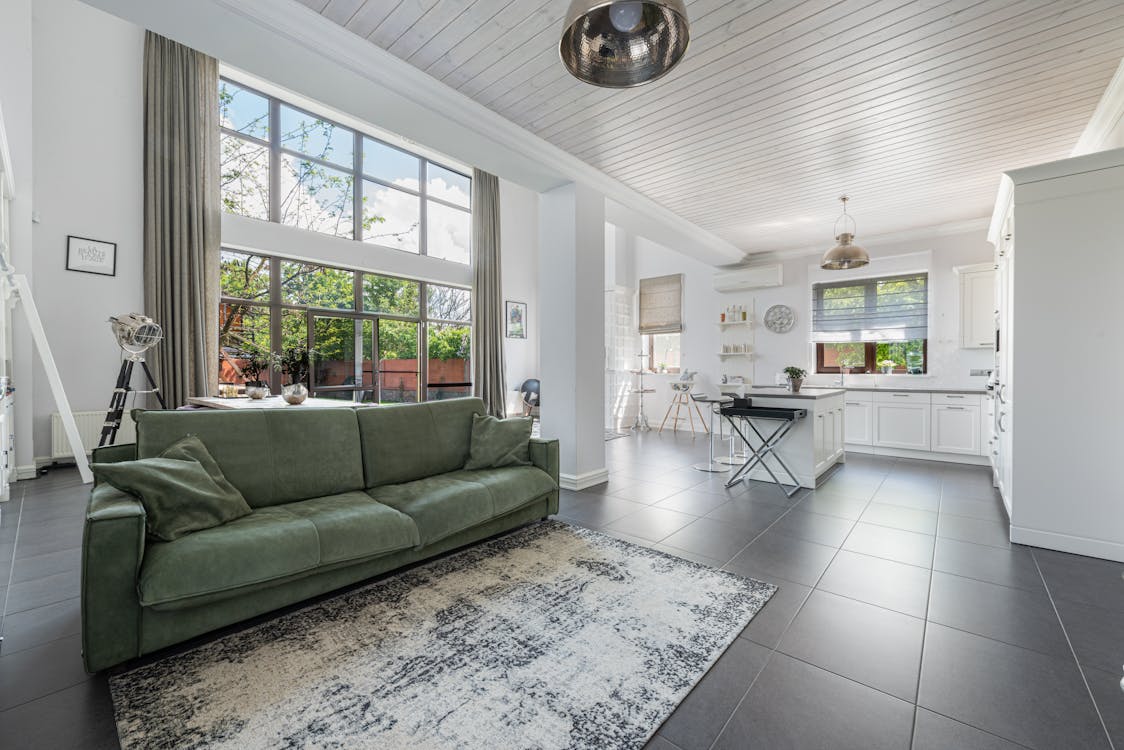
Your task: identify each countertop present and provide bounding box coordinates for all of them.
[752,385,988,396]
[748,387,847,400]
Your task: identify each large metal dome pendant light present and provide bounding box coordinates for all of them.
[560,0,690,88]
[821,195,871,270]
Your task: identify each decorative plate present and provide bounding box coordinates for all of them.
[763,304,795,333]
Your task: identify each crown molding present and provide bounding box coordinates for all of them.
[1073,58,1124,156]
[745,216,991,264]
[82,0,744,265]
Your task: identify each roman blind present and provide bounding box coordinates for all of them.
[811,272,928,343]
[638,274,683,334]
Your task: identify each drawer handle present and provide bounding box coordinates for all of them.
[892,393,911,397]
[945,406,964,411]
[846,402,864,406]
[998,413,1008,432]
[946,395,964,399]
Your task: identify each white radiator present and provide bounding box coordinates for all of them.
[51,410,136,459]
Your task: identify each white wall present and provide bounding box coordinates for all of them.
[752,228,995,390]
[498,178,539,416]
[29,0,145,462]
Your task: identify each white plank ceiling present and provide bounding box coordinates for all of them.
[296,0,1124,254]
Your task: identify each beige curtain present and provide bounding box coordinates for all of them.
[471,170,507,418]
[143,32,220,407]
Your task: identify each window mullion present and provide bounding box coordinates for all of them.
[269,98,280,223]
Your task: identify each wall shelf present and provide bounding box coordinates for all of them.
[717,352,753,358]
[716,320,752,327]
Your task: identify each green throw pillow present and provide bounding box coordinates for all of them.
[464,414,533,470]
[92,435,252,542]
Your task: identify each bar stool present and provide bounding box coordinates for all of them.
[659,381,709,433]
[691,393,733,472]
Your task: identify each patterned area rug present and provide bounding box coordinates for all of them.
[110,520,775,749]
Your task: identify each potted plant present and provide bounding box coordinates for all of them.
[274,346,317,405]
[242,350,273,399]
[879,359,896,375]
[783,366,807,393]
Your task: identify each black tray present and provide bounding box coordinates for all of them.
[720,406,807,421]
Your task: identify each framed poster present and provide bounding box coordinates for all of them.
[66,235,117,277]
[505,301,527,339]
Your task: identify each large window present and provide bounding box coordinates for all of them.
[812,273,928,374]
[219,250,471,402]
[220,78,472,263]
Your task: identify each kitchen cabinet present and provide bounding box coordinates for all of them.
[844,396,873,446]
[956,263,996,349]
[814,405,845,473]
[873,391,931,451]
[931,403,981,455]
[988,147,1124,561]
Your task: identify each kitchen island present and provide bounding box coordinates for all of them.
[728,387,846,490]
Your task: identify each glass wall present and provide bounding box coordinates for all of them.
[219,249,471,402]
[220,78,471,264]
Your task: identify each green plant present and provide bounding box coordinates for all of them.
[241,350,273,386]
[273,346,317,386]
[783,366,807,380]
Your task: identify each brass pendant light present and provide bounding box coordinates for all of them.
[821,196,870,270]
[559,0,690,88]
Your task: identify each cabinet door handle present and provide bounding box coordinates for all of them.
[998,384,1008,404]
[978,342,991,346]
[998,412,1008,432]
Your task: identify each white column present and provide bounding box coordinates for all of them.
[538,182,607,490]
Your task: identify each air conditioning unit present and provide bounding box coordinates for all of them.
[713,263,783,292]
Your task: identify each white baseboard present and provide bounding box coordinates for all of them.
[560,468,610,491]
[845,443,989,466]
[1010,525,1124,563]
[15,464,37,480]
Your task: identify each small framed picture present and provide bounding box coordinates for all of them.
[66,235,117,277]
[505,301,527,339]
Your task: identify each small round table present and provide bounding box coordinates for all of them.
[692,393,733,472]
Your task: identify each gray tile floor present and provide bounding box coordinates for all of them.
[0,434,1120,749]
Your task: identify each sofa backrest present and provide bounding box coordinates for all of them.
[358,397,485,487]
[133,408,365,508]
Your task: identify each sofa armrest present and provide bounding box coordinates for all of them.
[528,438,559,516]
[92,442,136,466]
[528,438,559,484]
[82,484,146,672]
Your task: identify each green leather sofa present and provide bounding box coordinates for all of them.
[81,397,559,672]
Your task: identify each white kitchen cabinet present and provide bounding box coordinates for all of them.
[814,406,844,473]
[931,404,981,455]
[956,263,996,349]
[844,399,873,445]
[873,392,931,450]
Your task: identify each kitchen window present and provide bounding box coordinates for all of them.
[812,273,928,374]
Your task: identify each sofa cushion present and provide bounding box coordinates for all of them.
[464,414,533,470]
[366,475,493,547]
[138,506,320,609]
[134,408,365,508]
[447,466,558,516]
[284,492,420,564]
[358,398,485,487]
[91,436,252,542]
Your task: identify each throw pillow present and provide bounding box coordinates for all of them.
[92,436,252,542]
[464,414,533,470]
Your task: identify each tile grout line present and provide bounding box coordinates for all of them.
[907,472,947,750]
[1029,550,1116,750]
[0,483,28,651]
[703,463,897,750]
